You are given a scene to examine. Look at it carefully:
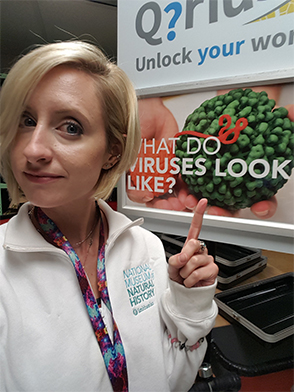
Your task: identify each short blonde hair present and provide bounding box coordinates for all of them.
[0,41,141,204]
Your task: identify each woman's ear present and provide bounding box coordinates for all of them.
[102,145,122,170]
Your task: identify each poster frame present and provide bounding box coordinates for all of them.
[117,73,294,254]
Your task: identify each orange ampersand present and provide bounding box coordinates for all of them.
[174,114,248,144]
[218,114,248,144]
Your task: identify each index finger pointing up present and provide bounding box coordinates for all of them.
[186,198,208,243]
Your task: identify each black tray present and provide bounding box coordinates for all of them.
[217,256,267,290]
[216,254,266,275]
[158,234,262,269]
[210,324,294,376]
[215,242,261,268]
[215,273,294,343]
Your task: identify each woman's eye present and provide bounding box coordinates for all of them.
[19,114,36,128]
[62,121,83,136]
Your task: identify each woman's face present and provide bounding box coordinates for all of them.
[10,66,113,209]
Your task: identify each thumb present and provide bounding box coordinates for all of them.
[168,252,187,284]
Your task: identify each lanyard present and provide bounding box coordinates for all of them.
[35,205,128,392]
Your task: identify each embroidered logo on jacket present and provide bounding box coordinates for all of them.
[123,263,155,315]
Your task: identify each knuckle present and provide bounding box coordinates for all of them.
[187,238,198,248]
[191,269,200,281]
[168,254,176,266]
[190,255,199,265]
[207,255,214,264]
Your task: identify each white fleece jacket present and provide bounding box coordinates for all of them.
[0,201,218,392]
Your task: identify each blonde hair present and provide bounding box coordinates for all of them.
[0,41,141,204]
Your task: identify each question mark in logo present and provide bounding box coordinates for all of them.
[164,2,182,41]
[166,177,176,193]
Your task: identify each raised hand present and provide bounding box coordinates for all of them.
[168,199,218,288]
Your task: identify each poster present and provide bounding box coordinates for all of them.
[125,82,293,221]
[118,0,294,93]
[118,0,294,252]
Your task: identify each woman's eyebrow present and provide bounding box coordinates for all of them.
[54,109,91,126]
[22,106,91,126]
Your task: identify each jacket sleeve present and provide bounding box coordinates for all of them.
[159,278,218,392]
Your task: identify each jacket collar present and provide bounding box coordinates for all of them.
[99,200,143,248]
[3,203,58,253]
[3,201,144,253]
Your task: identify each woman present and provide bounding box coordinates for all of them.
[0,41,218,392]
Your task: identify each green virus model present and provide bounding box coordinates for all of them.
[175,88,294,210]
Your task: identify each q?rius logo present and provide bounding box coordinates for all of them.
[135,0,294,46]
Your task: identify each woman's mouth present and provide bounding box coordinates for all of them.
[24,172,63,184]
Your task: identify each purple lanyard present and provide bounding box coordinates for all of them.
[34,205,128,392]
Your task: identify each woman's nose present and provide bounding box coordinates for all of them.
[23,124,53,164]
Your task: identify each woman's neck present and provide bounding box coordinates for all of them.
[39,199,98,247]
